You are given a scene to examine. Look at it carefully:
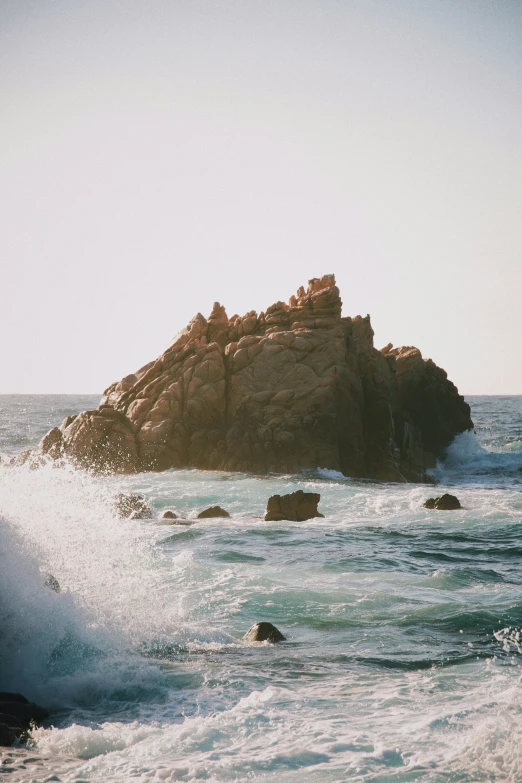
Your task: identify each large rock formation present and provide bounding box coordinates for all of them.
[29,275,472,481]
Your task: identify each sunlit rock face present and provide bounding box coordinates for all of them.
[34,275,473,481]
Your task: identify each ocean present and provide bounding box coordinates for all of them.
[1,394,521,782]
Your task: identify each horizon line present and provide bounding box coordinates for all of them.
[0,391,521,397]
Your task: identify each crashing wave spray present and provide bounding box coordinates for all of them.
[0,462,190,707]
[433,430,522,486]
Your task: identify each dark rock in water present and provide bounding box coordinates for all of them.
[435,494,462,511]
[423,493,461,510]
[0,722,19,746]
[115,493,151,519]
[162,510,177,519]
[0,696,49,744]
[197,506,230,519]
[0,701,49,729]
[0,693,29,704]
[243,622,286,643]
[29,275,473,482]
[265,490,323,522]
[44,573,61,593]
[0,712,23,729]
[0,696,41,745]
[435,493,462,510]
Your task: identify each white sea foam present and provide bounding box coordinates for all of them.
[26,667,522,783]
[314,468,347,481]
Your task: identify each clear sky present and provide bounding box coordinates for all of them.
[1,0,521,394]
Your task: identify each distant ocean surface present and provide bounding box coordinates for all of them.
[1,394,521,782]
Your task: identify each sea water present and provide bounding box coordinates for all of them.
[0,395,521,782]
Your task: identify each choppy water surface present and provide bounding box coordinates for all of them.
[0,395,521,782]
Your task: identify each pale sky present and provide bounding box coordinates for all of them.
[1,0,521,394]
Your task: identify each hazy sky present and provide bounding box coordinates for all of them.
[1,0,521,394]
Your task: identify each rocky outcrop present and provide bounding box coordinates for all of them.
[265,490,323,521]
[197,506,230,519]
[0,693,49,746]
[115,493,151,519]
[35,409,139,473]
[383,344,474,470]
[30,275,472,482]
[243,622,286,643]
[423,493,462,510]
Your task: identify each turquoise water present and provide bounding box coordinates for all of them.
[0,395,521,782]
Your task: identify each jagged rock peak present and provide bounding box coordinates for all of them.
[301,273,337,298]
[208,302,228,323]
[291,273,341,317]
[160,274,342,354]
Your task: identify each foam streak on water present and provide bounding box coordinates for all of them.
[0,395,521,782]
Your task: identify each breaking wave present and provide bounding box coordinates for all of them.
[434,430,522,486]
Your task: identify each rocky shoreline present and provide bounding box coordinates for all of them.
[18,275,472,482]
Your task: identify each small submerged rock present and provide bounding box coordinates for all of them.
[242,622,286,643]
[265,490,323,521]
[167,520,194,526]
[197,506,230,519]
[161,510,178,519]
[44,573,60,593]
[115,493,152,519]
[423,493,461,510]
